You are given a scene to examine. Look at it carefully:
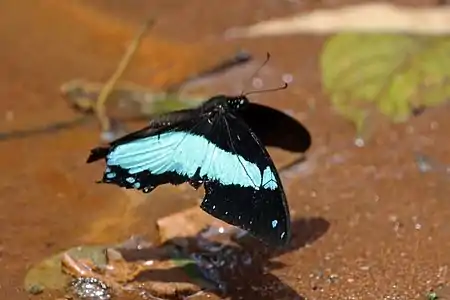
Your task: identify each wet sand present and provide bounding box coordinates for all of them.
[0,0,449,299]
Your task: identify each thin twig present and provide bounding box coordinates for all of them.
[95,18,155,132]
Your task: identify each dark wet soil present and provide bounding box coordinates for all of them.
[1,0,450,299]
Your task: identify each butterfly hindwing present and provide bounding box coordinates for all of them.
[199,113,291,246]
[237,102,311,153]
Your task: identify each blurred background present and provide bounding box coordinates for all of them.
[0,0,449,299]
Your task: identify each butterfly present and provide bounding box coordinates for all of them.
[87,87,311,247]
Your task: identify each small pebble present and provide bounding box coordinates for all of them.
[282,73,294,83]
[5,110,14,121]
[354,138,365,147]
[252,78,263,89]
[430,121,439,130]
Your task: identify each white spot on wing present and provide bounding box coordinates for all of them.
[106,172,116,179]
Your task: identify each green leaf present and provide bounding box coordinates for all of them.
[320,33,450,135]
[426,291,439,300]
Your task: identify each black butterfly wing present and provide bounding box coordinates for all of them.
[199,113,291,247]
[86,107,201,163]
[112,108,202,145]
[237,103,311,153]
[87,113,218,193]
[86,98,292,246]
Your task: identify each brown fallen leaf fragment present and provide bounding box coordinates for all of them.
[104,248,147,284]
[61,246,205,299]
[141,281,203,299]
[61,249,146,289]
[61,252,99,278]
[156,206,235,244]
[135,259,205,299]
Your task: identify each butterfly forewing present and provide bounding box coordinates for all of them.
[96,115,212,192]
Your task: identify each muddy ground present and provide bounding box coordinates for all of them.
[1,0,450,299]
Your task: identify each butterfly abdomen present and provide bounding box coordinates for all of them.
[86,147,110,163]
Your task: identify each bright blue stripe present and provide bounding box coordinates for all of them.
[107,131,278,190]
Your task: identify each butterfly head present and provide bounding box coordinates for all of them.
[202,94,250,113]
[225,95,250,111]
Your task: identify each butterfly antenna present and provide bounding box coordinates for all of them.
[239,52,271,95]
[243,81,288,97]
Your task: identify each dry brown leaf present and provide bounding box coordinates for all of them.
[61,246,208,299]
[156,206,233,244]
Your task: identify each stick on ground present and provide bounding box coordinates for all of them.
[95,18,155,133]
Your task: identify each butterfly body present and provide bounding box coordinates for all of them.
[87,94,295,246]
